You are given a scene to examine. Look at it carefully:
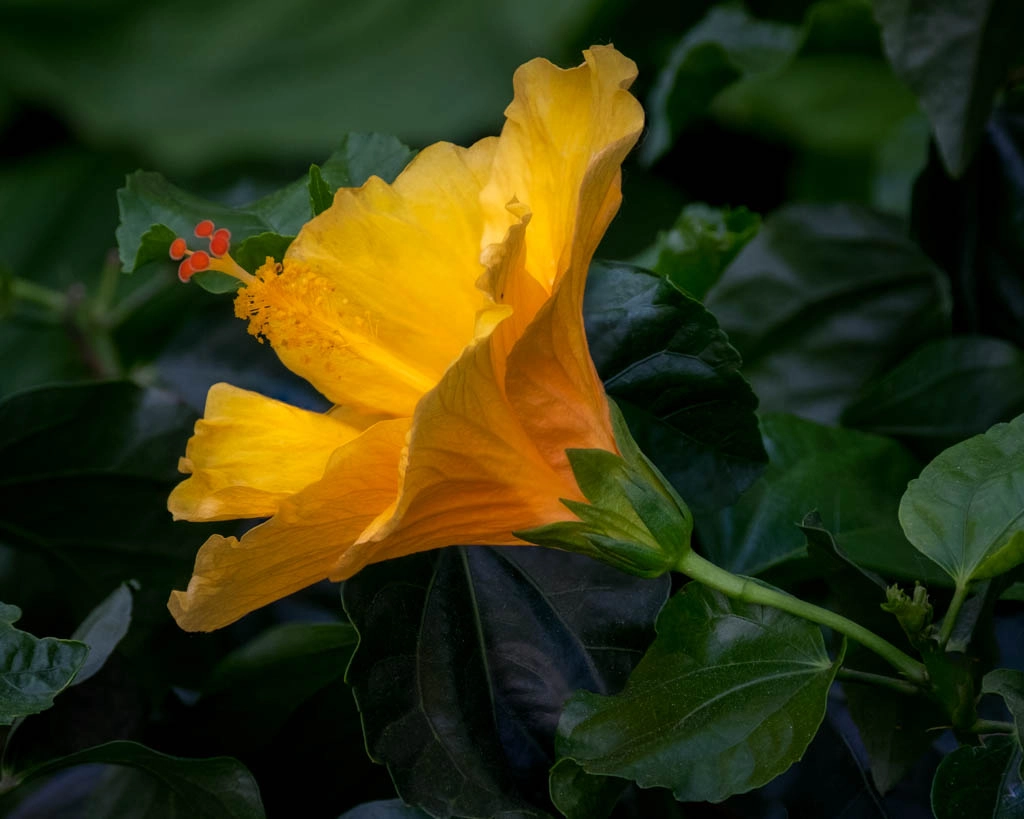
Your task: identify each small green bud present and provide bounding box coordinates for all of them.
[881,581,934,639]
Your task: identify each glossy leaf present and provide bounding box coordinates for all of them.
[874,0,1024,176]
[899,414,1024,584]
[116,133,414,292]
[342,546,669,818]
[704,203,951,424]
[931,735,1024,819]
[844,336,1024,457]
[642,4,800,164]
[69,581,134,685]
[555,583,843,804]
[0,381,218,595]
[584,261,766,512]
[16,740,264,819]
[699,413,946,583]
[0,602,86,724]
[630,204,760,300]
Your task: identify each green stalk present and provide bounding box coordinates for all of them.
[11,278,67,314]
[969,719,1015,735]
[836,668,920,696]
[676,551,928,685]
[937,581,970,649]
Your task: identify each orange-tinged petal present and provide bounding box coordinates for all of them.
[347,339,576,570]
[169,383,363,522]
[235,140,498,416]
[169,417,410,631]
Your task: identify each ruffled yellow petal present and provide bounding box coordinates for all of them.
[234,139,498,417]
[480,45,644,296]
[169,417,410,631]
[168,383,363,522]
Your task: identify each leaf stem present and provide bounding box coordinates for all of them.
[101,272,172,329]
[836,667,920,695]
[676,551,929,685]
[937,581,970,649]
[969,719,1015,735]
[11,278,68,314]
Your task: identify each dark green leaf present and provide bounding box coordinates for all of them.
[548,759,626,819]
[0,382,217,595]
[843,675,946,794]
[874,0,1024,176]
[584,261,766,512]
[0,602,86,724]
[799,514,940,792]
[983,669,1024,749]
[932,735,1024,818]
[339,800,433,819]
[705,203,951,424]
[923,647,977,730]
[555,583,843,803]
[699,413,947,583]
[911,102,1024,349]
[342,546,668,818]
[17,740,264,819]
[116,133,414,293]
[844,336,1024,457]
[0,3,594,171]
[197,622,357,749]
[231,233,294,285]
[642,5,800,164]
[631,204,760,300]
[899,414,1024,584]
[308,165,332,216]
[69,581,133,685]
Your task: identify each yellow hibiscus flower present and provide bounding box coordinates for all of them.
[168,45,646,631]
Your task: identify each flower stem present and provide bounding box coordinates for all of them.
[836,667,921,695]
[676,551,929,685]
[937,581,970,649]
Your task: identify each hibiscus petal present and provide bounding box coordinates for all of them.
[236,139,499,416]
[480,45,645,294]
[169,417,410,631]
[350,337,577,568]
[169,383,363,522]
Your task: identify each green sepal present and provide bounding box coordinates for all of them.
[516,402,692,578]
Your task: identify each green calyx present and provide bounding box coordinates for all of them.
[516,401,693,577]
